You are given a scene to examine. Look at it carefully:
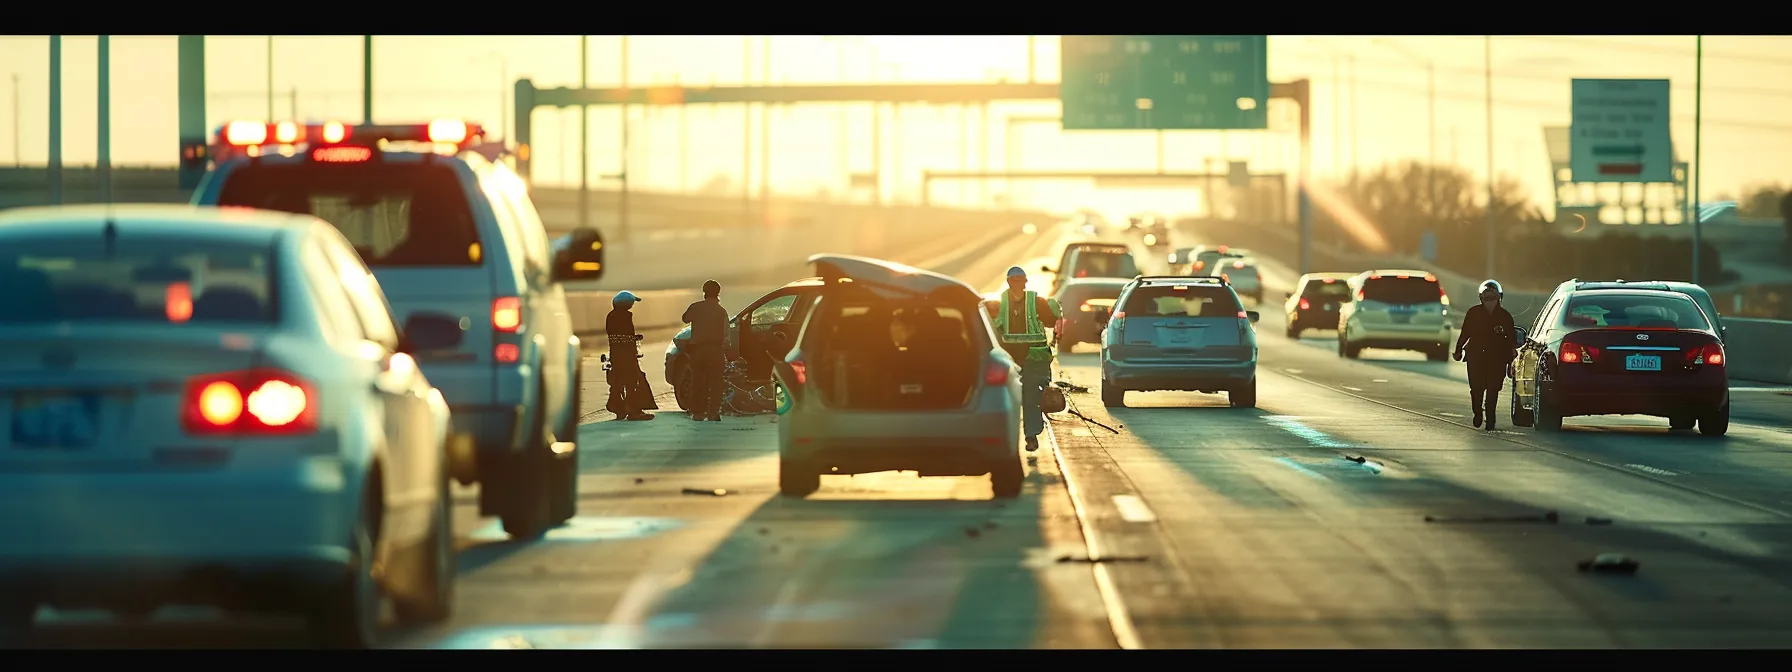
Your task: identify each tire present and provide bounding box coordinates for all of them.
[499,382,554,540]
[1669,415,1695,430]
[778,456,820,498]
[392,468,455,625]
[1101,379,1125,408]
[1425,345,1448,362]
[549,371,582,525]
[1285,323,1299,339]
[672,361,692,412]
[1343,342,1362,360]
[1533,370,1563,432]
[1509,386,1535,428]
[1229,378,1257,408]
[1698,402,1729,437]
[309,499,382,649]
[990,456,1024,499]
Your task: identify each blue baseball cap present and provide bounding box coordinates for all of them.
[1006,266,1027,278]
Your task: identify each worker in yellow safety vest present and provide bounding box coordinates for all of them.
[983,266,1061,452]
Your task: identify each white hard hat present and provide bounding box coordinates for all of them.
[1479,279,1503,297]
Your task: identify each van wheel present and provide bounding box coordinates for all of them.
[990,457,1024,499]
[1229,378,1257,408]
[500,383,555,540]
[1100,380,1125,408]
[672,363,693,412]
[549,373,582,525]
[1509,387,1535,428]
[392,468,454,625]
[1425,345,1448,362]
[1698,403,1730,437]
[309,500,382,649]
[1343,342,1362,359]
[1285,324,1299,339]
[778,457,819,498]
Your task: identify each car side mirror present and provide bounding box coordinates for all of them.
[1283,292,1294,300]
[1513,326,1528,344]
[1246,311,1261,324]
[551,227,605,283]
[399,311,466,354]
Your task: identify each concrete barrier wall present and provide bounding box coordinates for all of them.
[1717,318,1792,385]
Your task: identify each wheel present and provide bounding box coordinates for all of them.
[778,456,820,497]
[1229,378,1257,408]
[499,382,555,539]
[672,361,693,412]
[1669,415,1695,430]
[1533,369,1563,432]
[1100,379,1125,408]
[1344,342,1362,360]
[1285,322,1299,339]
[1425,344,1448,362]
[309,498,382,649]
[392,468,455,625]
[1698,402,1729,437]
[990,456,1024,499]
[548,371,582,525]
[1509,386,1535,428]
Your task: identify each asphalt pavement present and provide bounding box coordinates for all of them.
[19,221,1792,648]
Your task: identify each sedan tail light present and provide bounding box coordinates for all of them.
[1686,343,1724,367]
[1559,341,1600,365]
[183,369,318,435]
[786,359,808,385]
[984,360,1011,386]
[1298,298,1311,310]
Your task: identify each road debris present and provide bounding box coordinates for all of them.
[1053,381,1091,394]
[1056,554,1149,564]
[1068,409,1121,433]
[634,478,646,485]
[1425,510,1560,524]
[681,488,729,496]
[964,527,981,539]
[1577,553,1640,575]
[1344,455,1367,464]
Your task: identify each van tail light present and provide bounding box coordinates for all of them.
[1559,341,1600,365]
[1687,343,1724,367]
[1075,269,1088,278]
[787,359,808,385]
[182,369,318,436]
[984,360,1011,386]
[492,297,522,332]
[1298,298,1311,310]
[1355,288,1366,302]
[1439,284,1448,297]
[1193,261,1206,272]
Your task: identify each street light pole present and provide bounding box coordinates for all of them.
[1484,35,1496,280]
[620,35,631,243]
[1426,59,1436,210]
[760,36,771,223]
[1347,55,1358,173]
[578,35,588,231]
[266,36,275,120]
[1693,35,1704,285]
[835,37,849,197]
[11,74,19,166]
[98,35,111,204]
[48,35,62,205]
[361,35,373,123]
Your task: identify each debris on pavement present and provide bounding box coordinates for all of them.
[1425,510,1560,524]
[1056,554,1149,564]
[1067,409,1121,434]
[1585,516,1614,526]
[681,488,729,496]
[759,527,770,535]
[634,478,646,485]
[984,521,999,530]
[1577,553,1640,575]
[964,527,981,539]
[1344,455,1367,464]
[1053,381,1091,394]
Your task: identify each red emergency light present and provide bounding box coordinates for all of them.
[211,119,487,162]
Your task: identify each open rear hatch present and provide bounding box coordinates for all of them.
[801,255,986,410]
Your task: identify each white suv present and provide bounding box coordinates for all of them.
[1337,270,1452,361]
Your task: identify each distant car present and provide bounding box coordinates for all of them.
[1283,272,1357,338]
[193,119,601,541]
[0,204,463,648]
[1510,287,1729,435]
[1544,279,1726,343]
[1167,246,1199,269]
[1181,245,1247,275]
[1336,270,1452,361]
[665,277,823,409]
[1051,277,1133,351]
[1208,257,1263,303]
[1044,243,1140,296]
[773,255,1023,499]
[1092,276,1261,409]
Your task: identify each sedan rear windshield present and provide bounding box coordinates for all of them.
[1057,283,1128,310]
[1562,293,1711,331]
[1121,285,1241,317]
[0,236,276,325]
[1303,279,1352,298]
[1360,277,1441,305]
[1068,252,1138,278]
[215,162,480,268]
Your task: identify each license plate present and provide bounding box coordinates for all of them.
[1162,329,1198,347]
[11,393,102,449]
[1389,313,1412,324]
[1625,354,1661,372]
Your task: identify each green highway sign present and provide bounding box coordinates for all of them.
[1061,35,1269,131]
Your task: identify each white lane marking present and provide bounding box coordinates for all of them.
[1343,386,1364,392]
[1625,463,1679,477]
[1269,456,1332,481]
[1044,420,1144,650]
[1284,368,1303,374]
[1438,411,1464,418]
[1111,495,1158,523]
[1371,379,1388,383]
[1731,386,1792,393]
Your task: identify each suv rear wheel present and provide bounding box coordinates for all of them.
[500,381,559,540]
[1100,379,1125,408]
[990,455,1024,499]
[1229,378,1257,408]
[779,456,820,498]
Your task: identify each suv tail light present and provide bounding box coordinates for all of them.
[1560,341,1600,364]
[984,361,1011,386]
[492,297,522,332]
[1298,298,1311,310]
[787,359,808,385]
[1686,343,1724,367]
[183,369,317,435]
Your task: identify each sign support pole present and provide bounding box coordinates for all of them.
[1692,36,1703,285]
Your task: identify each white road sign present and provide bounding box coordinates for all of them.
[1570,78,1672,183]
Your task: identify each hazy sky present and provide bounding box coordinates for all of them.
[3,35,1788,219]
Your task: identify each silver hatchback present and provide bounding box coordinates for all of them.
[773,255,1024,500]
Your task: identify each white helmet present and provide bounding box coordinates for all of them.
[613,290,643,305]
[1478,279,1503,297]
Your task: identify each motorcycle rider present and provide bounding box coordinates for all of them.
[983,266,1061,452]
[681,280,730,422]
[1454,280,1518,430]
[606,291,656,421]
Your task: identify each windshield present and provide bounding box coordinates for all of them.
[1068,251,1138,279]
[0,236,276,325]
[1120,285,1240,317]
[1561,293,1712,331]
[1304,279,1352,298]
[215,162,481,268]
[1360,277,1442,305]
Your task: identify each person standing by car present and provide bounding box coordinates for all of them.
[1454,280,1519,430]
[682,280,730,422]
[983,266,1061,452]
[606,291,656,421]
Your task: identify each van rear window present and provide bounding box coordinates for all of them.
[0,236,275,325]
[1120,285,1240,317]
[1360,277,1440,305]
[216,163,481,268]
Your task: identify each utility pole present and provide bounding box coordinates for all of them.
[978,101,988,207]
[1347,55,1358,174]
[98,35,111,205]
[741,36,752,227]
[1484,36,1496,280]
[1426,59,1436,211]
[289,86,297,120]
[619,35,631,243]
[1330,58,1341,179]
[1027,36,1036,83]
[361,35,373,123]
[266,36,275,120]
[48,35,62,205]
[870,57,883,207]
[1693,35,1704,285]
[836,38,849,197]
[759,36,771,224]
[1156,130,1165,173]
[958,105,968,205]
[10,74,19,166]
[578,35,588,232]
[677,74,687,193]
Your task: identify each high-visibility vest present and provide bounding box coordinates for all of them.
[993,291,1058,349]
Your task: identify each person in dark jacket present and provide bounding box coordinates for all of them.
[1454,279,1519,430]
[682,280,730,422]
[606,291,656,421]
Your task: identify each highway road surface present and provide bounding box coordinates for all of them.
[17,223,1792,649]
